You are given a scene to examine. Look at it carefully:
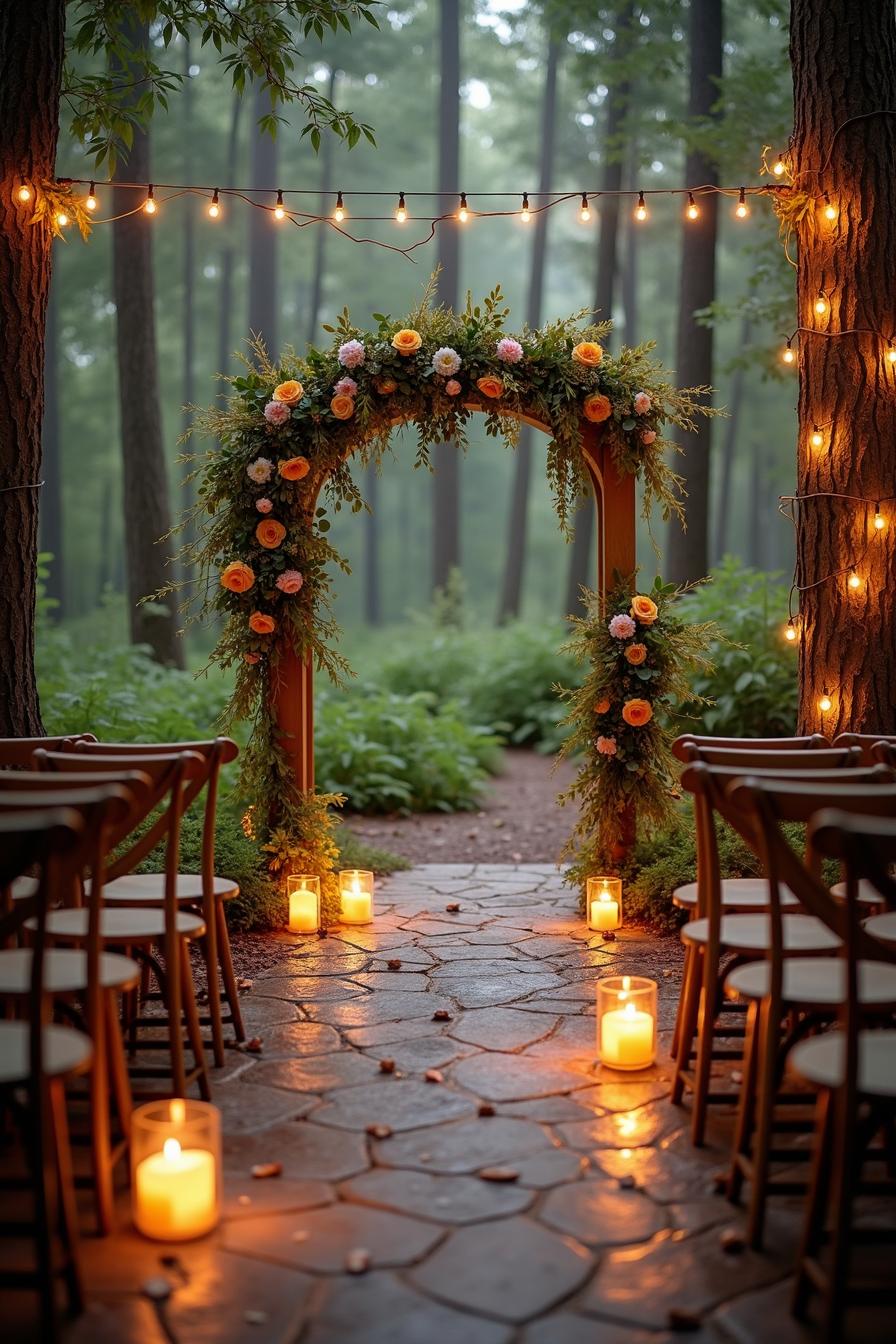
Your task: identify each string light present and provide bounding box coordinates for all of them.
[143,184,157,215]
[686,192,699,220]
[395,191,407,223]
[579,193,591,223]
[207,188,220,219]
[85,182,97,212]
[520,192,530,223]
[847,569,862,591]
[874,503,886,531]
[818,691,833,714]
[782,338,796,364]
[457,192,469,223]
[274,189,285,220]
[334,190,345,222]
[887,345,896,365]
[772,154,787,177]
[784,618,798,643]
[823,192,837,221]
[635,191,648,222]
[735,186,748,218]
[55,210,69,227]
[16,182,32,203]
[814,294,829,317]
[810,426,824,448]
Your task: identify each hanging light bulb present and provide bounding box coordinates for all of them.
[55,211,69,227]
[395,191,407,223]
[16,182,32,203]
[783,619,797,643]
[823,193,837,221]
[635,191,648,222]
[579,192,591,223]
[847,570,862,591]
[208,189,220,219]
[886,345,896,365]
[333,190,345,222]
[782,338,795,365]
[874,503,886,531]
[810,426,824,449]
[274,189,285,220]
[85,182,97,212]
[457,192,469,223]
[818,691,833,714]
[520,192,530,223]
[814,294,829,317]
[143,185,157,215]
[686,192,699,220]
[772,154,787,177]
[735,186,748,218]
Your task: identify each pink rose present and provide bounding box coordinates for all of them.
[335,376,358,397]
[608,613,637,639]
[264,400,291,426]
[275,569,304,594]
[633,392,651,415]
[256,497,273,514]
[596,736,618,756]
[445,379,462,397]
[496,337,524,363]
[641,429,657,445]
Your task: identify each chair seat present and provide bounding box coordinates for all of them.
[9,875,39,901]
[0,1021,93,1085]
[0,948,140,996]
[789,1028,896,1098]
[726,956,896,1009]
[673,877,800,911]
[37,907,206,944]
[829,878,885,910]
[866,911,896,949]
[101,872,240,905]
[682,912,841,955]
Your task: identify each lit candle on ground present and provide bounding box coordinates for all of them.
[589,889,619,931]
[340,870,373,925]
[288,876,320,933]
[601,999,654,1070]
[134,1136,216,1240]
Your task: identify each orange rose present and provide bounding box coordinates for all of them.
[594,697,611,715]
[391,328,422,356]
[376,377,397,395]
[572,341,603,367]
[583,393,612,423]
[330,393,355,421]
[278,456,310,481]
[630,594,659,625]
[476,375,504,399]
[255,519,286,549]
[272,380,303,405]
[625,643,647,666]
[248,612,276,635]
[220,561,255,593]
[622,698,653,727]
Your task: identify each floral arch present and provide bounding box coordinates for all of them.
[186,284,709,920]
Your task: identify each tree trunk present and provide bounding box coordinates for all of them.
[111,20,184,667]
[565,0,634,616]
[665,0,723,584]
[621,134,640,348]
[216,95,242,402]
[497,38,559,624]
[712,318,751,563]
[747,438,763,567]
[180,40,196,548]
[363,461,381,625]
[432,0,461,593]
[248,83,278,354]
[0,0,65,734]
[41,277,64,615]
[790,0,896,733]
[307,67,338,347]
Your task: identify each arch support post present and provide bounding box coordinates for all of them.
[272,643,314,794]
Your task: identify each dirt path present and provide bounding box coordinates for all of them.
[344,747,579,867]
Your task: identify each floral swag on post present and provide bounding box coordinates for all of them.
[181,282,715,925]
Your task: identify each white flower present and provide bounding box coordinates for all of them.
[246,457,273,484]
[432,346,462,376]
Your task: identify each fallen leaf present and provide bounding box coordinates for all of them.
[245,1037,264,1054]
[478,1167,519,1183]
[618,1174,636,1190]
[379,1058,396,1074]
[387,958,402,971]
[237,977,253,992]
[601,930,616,942]
[251,1162,283,1180]
[719,1227,745,1255]
[366,1123,393,1139]
[432,1009,452,1022]
[424,1069,444,1084]
[477,1102,495,1118]
[445,903,461,913]
[345,1248,371,1274]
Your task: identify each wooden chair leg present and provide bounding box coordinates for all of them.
[672,947,700,1106]
[793,1088,833,1320]
[690,955,720,1147]
[746,998,779,1249]
[671,942,694,1062]
[823,1086,859,1343]
[180,944,211,1101]
[88,1017,114,1235]
[202,900,225,1068]
[215,899,245,1043]
[162,929,186,1098]
[32,1078,61,1342]
[727,998,759,1204]
[48,1077,85,1316]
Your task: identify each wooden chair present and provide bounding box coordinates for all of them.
[672,734,830,762]
[66,738,244,1066]
[0,777,143,1233]
[0,736,96,770]
[786,810,896,1341]
[33,750,211,1101]
[671,757,888,1146]
[0,809,90,1342]
[833,731,896,764]
[721,777,896,1248]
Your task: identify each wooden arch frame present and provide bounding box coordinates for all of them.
[272,406,636,795]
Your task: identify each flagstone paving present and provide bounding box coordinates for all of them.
[43,863,896,1344]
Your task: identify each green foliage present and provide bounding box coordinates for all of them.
[674,559,798,737]
[315,687,501,814]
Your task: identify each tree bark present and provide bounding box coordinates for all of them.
[307,67,338,348]
[0,0,65,734]
[790,0,896,733]
[432,0,461,593]
[565,0,634,616]
[111,19,184,667]
[497,38,559,624]
[712,318,751,563]
[665,0,723,585]
[248,83,279,354]
[41,277,64,614]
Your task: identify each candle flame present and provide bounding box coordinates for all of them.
[352,876,361,896]
[600,885,610,901]
[163,1138,182,1162]
[170,1098,186,1125]
[623,1001,637,1018]
[622,975,631,992]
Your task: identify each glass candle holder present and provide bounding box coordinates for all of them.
[339,869,374,925]
[597,975,657,1071]
[287,874,321,933]
[587,876,622,931]
[131,1098,221,1240]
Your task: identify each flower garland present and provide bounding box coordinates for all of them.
[557,577,719,904]
[181,282,717,921]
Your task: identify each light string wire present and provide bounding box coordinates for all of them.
[778,491,895,625]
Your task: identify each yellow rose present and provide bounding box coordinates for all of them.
[625,643,647,666]
[476,375,504,399]
[622,698,653,727]
[330,393,355,420]
[248,612,277,635]
[255,519,286,550]
[272,380,303,405]
[583,393,612,423]
[572,341,603,367]
[630,595,659,625]
[220,561,255,594]
[278,456,310,481]
[391,328,422,356]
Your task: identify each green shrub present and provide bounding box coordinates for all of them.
[315,686,502,813]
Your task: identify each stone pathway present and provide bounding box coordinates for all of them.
[46,865,895,1343]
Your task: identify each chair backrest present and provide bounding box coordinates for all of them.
[0,734,97,770]
[833,732,896,764]
[871,741,896,767]
[0,770,152,864]
[686,745,861,771]
[672,733,828,763]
